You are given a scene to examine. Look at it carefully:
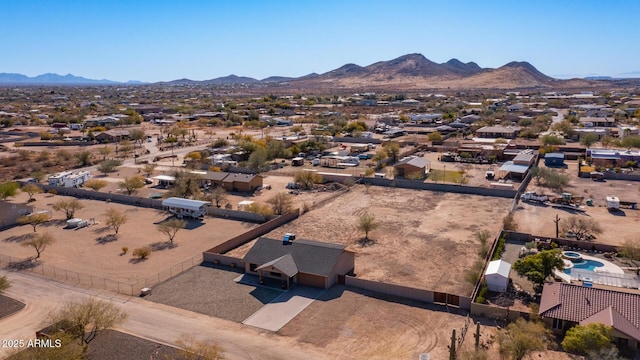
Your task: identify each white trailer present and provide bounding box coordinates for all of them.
[62,171,90,188]
[605,196,620,210]
[48,171,73,186]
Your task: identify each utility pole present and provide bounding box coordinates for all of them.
[554,214,561,238]
[474,322,481,349]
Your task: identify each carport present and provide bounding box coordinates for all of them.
[497,161,529,180]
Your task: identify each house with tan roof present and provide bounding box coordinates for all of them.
[539,282,640,351]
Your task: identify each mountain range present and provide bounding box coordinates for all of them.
[0,53,622,89]
[0,73,143,85]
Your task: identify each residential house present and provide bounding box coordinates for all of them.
[394,156,431,178]
[83,116,121,127]
[0,201,33,229]
[94,129,131,143]
[243,237,355,289]
[475,126,522,139]
[222,173,263,192]
[575,127,609,140]
[579,117,615,128]
[539,282,640,351]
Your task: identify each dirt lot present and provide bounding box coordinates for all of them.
[0,193,256,285]
[513,160,640,245]
[279,285,468,360]
[228,185,512,295]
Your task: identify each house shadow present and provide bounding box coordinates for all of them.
[149,241,176,251]
[95,234,118,244]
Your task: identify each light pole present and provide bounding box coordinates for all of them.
[443,164,446,183]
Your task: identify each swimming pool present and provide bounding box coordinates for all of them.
[564,259,604,275]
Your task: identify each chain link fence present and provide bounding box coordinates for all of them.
[0,253,202,296]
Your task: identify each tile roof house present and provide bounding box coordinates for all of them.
[243,237,355,289]
[539,282,640,351]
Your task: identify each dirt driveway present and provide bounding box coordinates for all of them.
[279,285,468,360]
[228,185,512,296]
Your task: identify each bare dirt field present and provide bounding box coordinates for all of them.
[513,160,640,246]
[279,285,468,360]
[228,185,512,295]
[0,193,256,285]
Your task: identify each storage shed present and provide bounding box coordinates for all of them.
[485,260,511,293]
[545,153,565,167]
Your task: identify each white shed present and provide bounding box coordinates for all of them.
[485,260,511,293]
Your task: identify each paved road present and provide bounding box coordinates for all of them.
[0,271,332,360]
[550,108,566,126]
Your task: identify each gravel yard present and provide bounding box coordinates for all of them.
[0,294,25,320]
[145,264,282,322]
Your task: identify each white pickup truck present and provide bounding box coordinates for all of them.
[520,191,548,203]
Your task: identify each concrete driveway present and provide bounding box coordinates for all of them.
[242,285,325,332]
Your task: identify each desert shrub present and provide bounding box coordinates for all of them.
[476,284,488,304]
[121,246,128,254]
[502,214,517,231]
[132,247,150,259]
[493,236,507,260]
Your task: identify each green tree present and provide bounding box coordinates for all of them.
[209,187,227,208]
[17,212,51,232]
[97,159,122,175]
[619,238,640,275]
[104,208,127,235]
[247,146,268,170]
[267,192,293,215]
[142,163,157,177]
[75,150,93,166]
[357,211,378,243]
[52,198,84,220]
[167,171,202,199]
[383,142,400,163]
[562,323,614,355]
[580,133,599,147]
[118,175,145,195]
[50,298,127,346]
[294,171,323,189]
[0,181,20,200]
[497,318,553,360]
[129,128,146,162]
[21,231,55,259]
[540,134,565,146]
[22,183,43,201]
[427,131,443,142]
[513,249,564,289]
[157,218,186,246]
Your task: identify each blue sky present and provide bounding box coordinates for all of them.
[2,1,639,82]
